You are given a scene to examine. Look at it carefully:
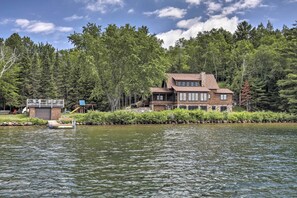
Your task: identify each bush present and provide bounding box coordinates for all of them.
[138,111,169,124]
[227,112,239,122]
[205,111,224,122]
[171,108,191,123]
[189,109,205,122]
[108,110,137,124]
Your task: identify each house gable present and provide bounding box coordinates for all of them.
[150,72,233,112]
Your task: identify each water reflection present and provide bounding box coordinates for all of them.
[0,124,296,197]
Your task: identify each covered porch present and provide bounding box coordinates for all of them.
[149,88,175,111]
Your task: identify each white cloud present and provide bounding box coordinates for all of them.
[84,0,124,13]
[157,29,184,48]
[144,7,187,19]
[128,8,134,14]
[64,14,84,21]
[222,0,262,16]
[225,0,233,2]
[206,2,222,13]
[177,17,202,29]
[56,27,74,32]
[27,22,55,33]
[15,19,30,28]
[0,18,14,25]
[15,19,73,34]
[157,15,239,48]
[185,0,202,5]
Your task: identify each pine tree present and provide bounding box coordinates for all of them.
[39,44,55,98]
[30,51,42,98]
[251,78,269,111]
[241,80,252,111]
[277,22,297,113]
[278,74,297,113]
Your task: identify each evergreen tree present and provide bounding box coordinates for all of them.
[241,80,251,111]
[30,51,42,98]
[234,21,252,41]
[277,22,297,113]
[250,78,270,110]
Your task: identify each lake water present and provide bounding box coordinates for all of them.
[0,124,296,197]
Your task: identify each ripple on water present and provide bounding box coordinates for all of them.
[0,124,296,197]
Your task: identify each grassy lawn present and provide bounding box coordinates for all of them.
[0,114,47,124]
[0,114,28,122]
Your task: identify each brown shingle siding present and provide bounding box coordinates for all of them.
[150,72,233,111]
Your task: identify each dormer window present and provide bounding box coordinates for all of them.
[176,81,201,87]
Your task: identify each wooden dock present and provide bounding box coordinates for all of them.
[48,120,76,129]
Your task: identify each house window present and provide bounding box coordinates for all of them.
[176,81,181,86]
[220,106,227,112]
[212,106,216,111]
[200,106,207,111]
[179,92,187,101]
[156,94,164,101]
[188,106,198,110]
[220,94,227,101]
[181,81,186,86]
[188,93,199,101]
[200,93,208,101]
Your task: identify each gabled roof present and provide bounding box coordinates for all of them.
[166,73,219,90]
[150,87,172,93]
[205,74,219,89]
[215,88,234,94]
[166,73,201,88]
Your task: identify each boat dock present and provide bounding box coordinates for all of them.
[48,119,76,129]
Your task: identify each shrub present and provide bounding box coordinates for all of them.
[108,110,137,124]
[189,109,205,122]
[206,111,224,122]
[227,112,239,122]
[138,111,168,124]
[172,108,191,123]
[250,112,264,122]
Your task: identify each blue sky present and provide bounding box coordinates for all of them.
[0,0,296,49]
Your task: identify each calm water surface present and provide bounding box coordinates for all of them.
[0,124,296,197]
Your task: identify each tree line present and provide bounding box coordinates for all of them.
[0,21,296,113]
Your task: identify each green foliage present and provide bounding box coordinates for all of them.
[0,20,296,114]
[28,117,48,125]
[137,111,169,124]
[65,110,296,125]
[68,23,168,111]
[0,114,47,125]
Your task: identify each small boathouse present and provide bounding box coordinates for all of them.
[27,99,64,120]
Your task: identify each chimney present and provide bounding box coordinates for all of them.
[201,72,206,87]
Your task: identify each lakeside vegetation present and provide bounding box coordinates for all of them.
[0,20,296,113]
[0,114,47,125]
[68,109,297,125]
[0,109,295,126]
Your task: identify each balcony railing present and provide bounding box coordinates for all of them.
[27,99,64,108]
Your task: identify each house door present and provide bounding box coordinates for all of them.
[35,108,51,120]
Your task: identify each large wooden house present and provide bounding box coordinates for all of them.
[149,72,233,112]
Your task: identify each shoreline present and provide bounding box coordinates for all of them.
[0,120,296,127]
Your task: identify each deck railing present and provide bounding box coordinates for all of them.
[27,99,64,108]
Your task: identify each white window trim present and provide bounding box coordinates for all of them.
[200,93,208,101]
[179,92,187,101]
[220,94,227,101]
